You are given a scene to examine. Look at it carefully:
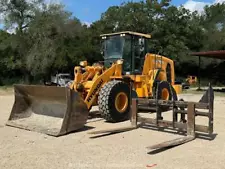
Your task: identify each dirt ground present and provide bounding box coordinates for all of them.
[0,91,225,169]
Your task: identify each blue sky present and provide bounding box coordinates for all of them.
[62,0,215,24]
[0,0,220,29]
[64,0,186,23]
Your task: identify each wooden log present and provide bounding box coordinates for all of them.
[208,84,214,134]
[88,126,137,135]
[131,99,138,127]
[138,117,209,133]
[137,99,209,109]
[187,102,195,137]
[173,110,209,117]
[147,136,195,150]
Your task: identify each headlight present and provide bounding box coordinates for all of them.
[80,61,87,67]
[116,59,124,65]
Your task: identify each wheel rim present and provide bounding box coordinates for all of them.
[115,92,128,113]
[161,88,169,100]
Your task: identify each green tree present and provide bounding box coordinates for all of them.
[0,0,45,83]
[0,0,44,33]
[26,4,85,78]
[200,3,225,50]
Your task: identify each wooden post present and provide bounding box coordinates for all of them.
[172,100,177,128]
[131,99,138,127]
[198,56,201,90]
[208,84,214,134]
[187,102,196,137]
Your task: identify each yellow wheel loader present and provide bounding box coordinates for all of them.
[6,31,182,136]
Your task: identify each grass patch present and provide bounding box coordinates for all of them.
[0,85,14,95]
[0,85,13,90]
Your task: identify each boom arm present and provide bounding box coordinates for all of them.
[70,60,123,110]
[84,61,123,109]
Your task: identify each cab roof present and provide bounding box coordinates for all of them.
[100,31,151,39]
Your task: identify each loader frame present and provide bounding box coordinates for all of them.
[89,83,214,152]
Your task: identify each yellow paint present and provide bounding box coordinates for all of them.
[136,88,145,97]
[84,81,94,89]
[173,84,182,94]
[110,76,123,79]
[186,75,198,85]
[115,92,128,113]
[161,88,169,100]
[142,53,175,84]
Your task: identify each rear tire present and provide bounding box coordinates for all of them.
[155,81,177,100]
[98,80,130,122]
[155,81,177,111]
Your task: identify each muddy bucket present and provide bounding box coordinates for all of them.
[6,85,89,136]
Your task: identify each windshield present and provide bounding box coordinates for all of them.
[103,36,125,59]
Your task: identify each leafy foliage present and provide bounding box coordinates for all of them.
[1,0,225,85]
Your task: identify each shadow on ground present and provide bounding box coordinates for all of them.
[141,125,217,141]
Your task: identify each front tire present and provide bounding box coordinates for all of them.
[98,80,130,122]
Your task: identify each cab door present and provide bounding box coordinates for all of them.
[132,36,146,75]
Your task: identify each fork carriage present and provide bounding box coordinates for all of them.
[134,84,214,136]
[89,84,214,151]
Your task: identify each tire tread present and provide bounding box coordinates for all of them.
[98,80,129,122]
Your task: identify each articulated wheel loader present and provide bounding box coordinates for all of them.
[6,31,182,136]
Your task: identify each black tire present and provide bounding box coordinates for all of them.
[155,81,177,111]
[171,85,178,101]
[98,80,130,122]
[155,81,177,100]
[131,89,138,98]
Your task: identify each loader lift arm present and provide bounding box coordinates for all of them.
[70,60,124,110]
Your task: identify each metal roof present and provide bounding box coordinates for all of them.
[100,31,151,39]
[191,50,225,60]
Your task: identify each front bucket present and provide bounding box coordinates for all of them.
[6,85,89,137]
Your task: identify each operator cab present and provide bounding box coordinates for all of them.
[100,31,151,75]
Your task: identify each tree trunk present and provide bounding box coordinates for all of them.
[22,68,31,84]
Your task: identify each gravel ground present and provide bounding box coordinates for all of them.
[0,92,225,169]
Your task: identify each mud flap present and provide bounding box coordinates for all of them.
[6,85,89,137]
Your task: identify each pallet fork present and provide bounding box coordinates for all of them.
[89,84,214,152]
